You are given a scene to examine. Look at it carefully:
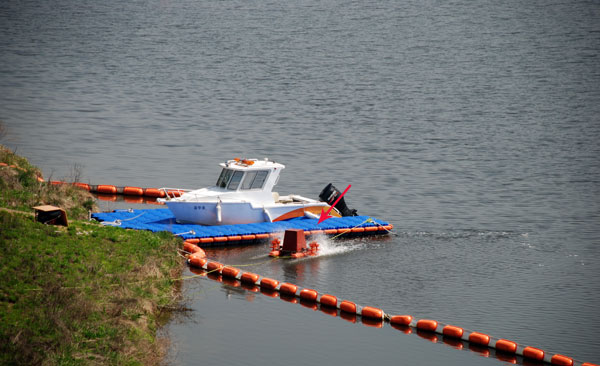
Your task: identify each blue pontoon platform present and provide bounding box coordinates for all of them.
[92,209,393,245]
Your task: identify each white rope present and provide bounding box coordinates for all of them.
[100,211,146,226]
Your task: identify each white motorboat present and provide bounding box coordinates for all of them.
[158,158,346,225]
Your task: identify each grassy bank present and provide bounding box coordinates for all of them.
[0,145,97,220]
[0,145,184,365]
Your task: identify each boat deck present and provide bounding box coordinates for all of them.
[91,208,392,246]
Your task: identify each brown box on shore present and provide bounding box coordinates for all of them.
[33,205,68,227]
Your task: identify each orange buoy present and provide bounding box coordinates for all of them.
[340,300,357,314]
[337,228,351,235]
[351,227,365,233]
[228,235,242,241]
[213,236,228,242]
[468,332,490,346]
[188,250,206,260]
[361,306,384,320]
[123,186,144,196]
[319,294,337,307]
[183,242,199,253]
[255,233,270,239]
[260,277,279,290]
[416,319,438,332]
[193,247,206,258]
[242,234,256,240]
[199,237,214,244]
[144,188,166,198]
[73,182,90,191]
[279,283,298,296]
[324,229,338,235]
[551,354,573,366]
[206,261,223,273]
[495,339,518,354]
[390,315,413,326]
[442,325,464,339]
[241,272,259,284]
[185,238,200,244]
[523,347,545,361]
[299,289,318,302]
[364,226,379,232]
[582,363,600,366]
[189,256,207,268]
[221,266,240,278]
[97,184,117,194]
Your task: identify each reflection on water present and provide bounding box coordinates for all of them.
[181,264,560,366]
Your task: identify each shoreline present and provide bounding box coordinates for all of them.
[1,146,185,365]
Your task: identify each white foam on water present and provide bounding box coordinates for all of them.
[306,234,366,258]
[248,233,368,260]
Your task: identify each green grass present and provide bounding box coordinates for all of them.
[0,146,185,365]
[0,211,183,366]
[1,145,97,220]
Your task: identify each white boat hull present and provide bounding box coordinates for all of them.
[165,200,332,226]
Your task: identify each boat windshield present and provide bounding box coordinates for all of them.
[216,168,269,190]
[216,169,233,188]
[227,171,244,190]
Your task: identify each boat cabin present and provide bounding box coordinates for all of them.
[215,158,284,194]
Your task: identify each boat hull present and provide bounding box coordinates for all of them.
[165,201,332,225]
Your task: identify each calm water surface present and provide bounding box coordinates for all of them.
[1,0,599,364]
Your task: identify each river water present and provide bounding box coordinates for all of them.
[1,0,599,364]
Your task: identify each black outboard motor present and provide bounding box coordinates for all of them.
[318,183,358,217]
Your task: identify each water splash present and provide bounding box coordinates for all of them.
[306,234,367,258]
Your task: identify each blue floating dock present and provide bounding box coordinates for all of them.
[91,208,392,245]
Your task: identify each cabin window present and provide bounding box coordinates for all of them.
[216,169,233,188]
[241,170,269,190]
[227,171,245,190]
[241,171,257,190]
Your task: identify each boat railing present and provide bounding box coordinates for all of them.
[158,187,192,200]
